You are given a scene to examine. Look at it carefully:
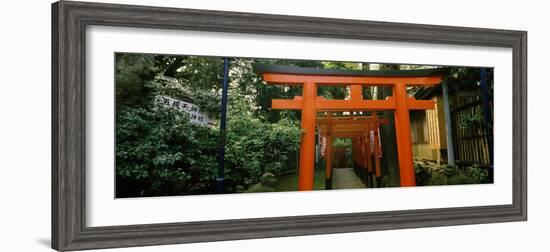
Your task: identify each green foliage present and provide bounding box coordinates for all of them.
[442,164,458,177]
[449,67,480,83]
[333,138,351,147]
[322,61,362,70]
[231,58,304,123]
[318,61,358,100]
[173,56,224,90]
[318,86,348,100]
[448,67,494,97]
[259,58,324,69]
[465,164,489,183]
[224,115,301,187]
[378,64,400,70]
[116,106,218,197]
[154,55,185,77]
[414,163,488,186]
[115,54,159,107]
[333,138,352,167]
[460,113,485,129]
[115,54,309,196]
[429,172,448,186]
[154,55,225,89]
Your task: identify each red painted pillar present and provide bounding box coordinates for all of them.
[350,84,363,100]
[393,82,416,186]
[366,127,373,175]
[365,124,375,188]
[298,81,317,191]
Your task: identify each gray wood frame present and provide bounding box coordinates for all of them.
[51,1,527,251]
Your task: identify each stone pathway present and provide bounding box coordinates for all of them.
[332,168,365,189]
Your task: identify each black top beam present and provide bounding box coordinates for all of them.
[253,64,448,77]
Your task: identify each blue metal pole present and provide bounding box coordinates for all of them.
[479,68,494,182]
[441,78,456,166]
[216,58,230,193]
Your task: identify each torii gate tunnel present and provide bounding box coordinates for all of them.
[254,64,443,190]
[318,114,389,189]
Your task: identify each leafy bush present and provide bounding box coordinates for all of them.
[224,115,301,187]
[465,164,489,183]
[442,164,458,177]
[115,95,301,196]
[430,172,448,185]
[115,54,158,108]
[116,106,218,197]
[420,163,487,186]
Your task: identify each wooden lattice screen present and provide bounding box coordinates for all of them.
[450,95,493,166]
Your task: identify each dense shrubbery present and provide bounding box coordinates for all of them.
[224,115,301,188]
[413,162,490,187]
[115,54,303,197]
[116,106,219,197]
[116,105,301,197]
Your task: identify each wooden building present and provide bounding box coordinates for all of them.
[409,95,447,164]
[409,78,492,167]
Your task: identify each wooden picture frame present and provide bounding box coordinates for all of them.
[52,1,527,251]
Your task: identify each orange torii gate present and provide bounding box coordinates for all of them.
[351,117,403,188]
[351,114,388,188]
[318,114,389,189]
[254,64,443,190]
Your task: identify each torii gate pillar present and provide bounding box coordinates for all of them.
[394,82,416,186]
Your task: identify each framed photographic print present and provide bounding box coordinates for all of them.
[52,1,527,251]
